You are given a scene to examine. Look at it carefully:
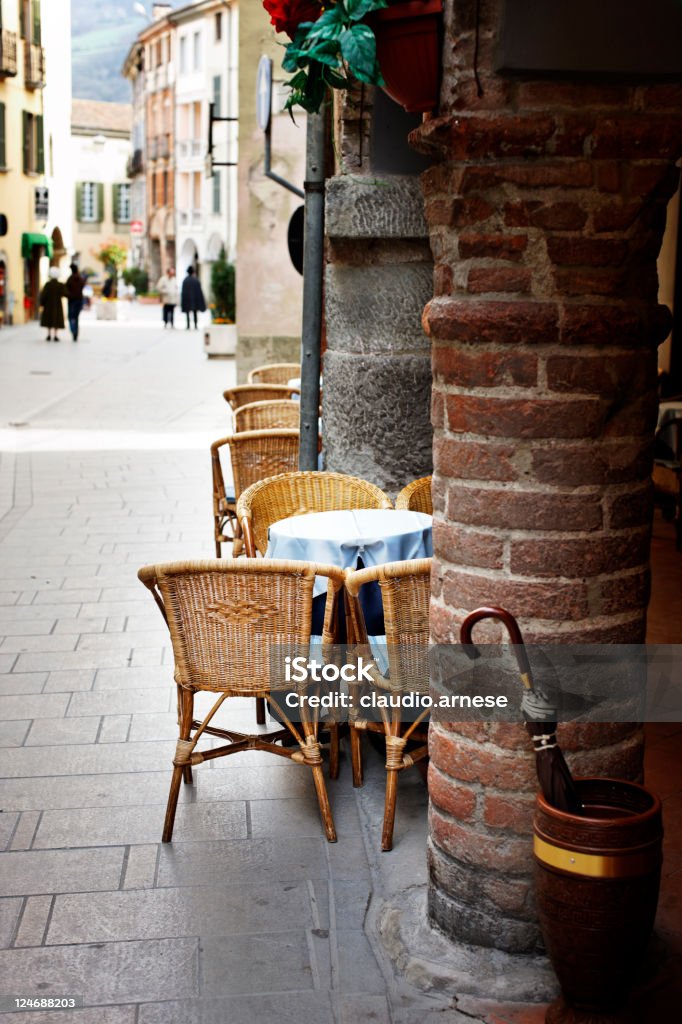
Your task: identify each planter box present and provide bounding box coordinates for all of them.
[204,323,237,358]
[137,295,160,305]
[95,301,118,321]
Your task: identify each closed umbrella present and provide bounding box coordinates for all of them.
[460,605,582,815]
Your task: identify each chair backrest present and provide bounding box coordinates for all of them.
[234,399,300,433]
[237,470,393,556]
[223,384,297,412]
[395,476,433,515]
[229,430,300,501]
[138,559,345,693]
[345,559,432,691]
[248,363,301,386]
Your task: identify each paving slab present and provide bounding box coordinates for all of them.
[0,848,124,897]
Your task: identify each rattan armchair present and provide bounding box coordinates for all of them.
[234,399,301,432]
[211,429,299,558]
[223,384,298,413]
[237,471,393,557]
[345,558,432,851]
[395,476,433,515]
[138,558,345,843]
[247,362,301,385]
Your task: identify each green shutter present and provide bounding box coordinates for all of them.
[19,1,26,38]
[213,76,221,118]
[213,170,220,215]
[75,182,84,222]
[112,183,121,224]
[96,182,104,223]
[36,114,44,173]
[32,0,41,44]
[22,111,30,173]
[0,104,6,169]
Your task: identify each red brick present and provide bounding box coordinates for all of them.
[428,765,478,821]
[554,267,625,297]
[559,304,645,347]
[509,529,650,578]
[589,569,651,616]
[439,720,530,751]
[601,394,658,438]
[430,809,533,873]
[459,234,528,261]
[593,201,641,233]
[547,237,629,267]
[545,353,655,395]
[432,519,504,570]
[504,200,588,231]
[640,84,682,110]
[552,113,598,157]
[429,726,533,790]
[443,484,603,531]
[460,161,593,192]
[467,266,532,294]
[558,722,640,753]
[484,793,535,835]
[425,198,458,227]
[433,264,454,295]
[607,486,653,528]
[595,162,623,193]
[531,440,653,486]
[628,162,680,200]
[517,82,634,109]
[429,601,458,644]
[431,473,447,514]
[449,197,496,226]
[522,616,646,644]
[445,394,603,439]
[427,845,533,917]
[567,730,644,782]
[430,389,445,430]
[433,437,519,482]
[446,114,557,160]
[592,116,682,160]
[424,298,560,345]
[433,347,538,388]
[441,569,590,621]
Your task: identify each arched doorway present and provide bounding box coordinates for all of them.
[179,238,199,280]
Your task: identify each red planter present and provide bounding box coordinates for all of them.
[371,0,443,114]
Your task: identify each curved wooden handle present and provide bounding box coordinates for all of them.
[459,605,533,688]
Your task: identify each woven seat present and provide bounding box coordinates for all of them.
[138,558,345,843]
[247,362,301,385]
[234,399,300,432]
[211,429,299,559]
[345,558,432,851]
[223,384,298,416]
[395,475,433,515]
[237,471,393,557]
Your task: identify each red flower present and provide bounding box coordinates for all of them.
[263,0,323,39]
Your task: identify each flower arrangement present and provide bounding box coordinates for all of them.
[263,0,388,113]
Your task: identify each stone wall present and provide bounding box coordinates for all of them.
[410,0,682,953]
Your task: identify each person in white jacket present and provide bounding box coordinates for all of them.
[156,267,179,328]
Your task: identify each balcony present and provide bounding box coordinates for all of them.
[157,134,170,159]
[24,42,45,89]
[127,149,144,178]
[0,29,18,77]
[148,137,158,161]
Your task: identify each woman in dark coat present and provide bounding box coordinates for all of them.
[39,267,67,342]
[180,265,206,330]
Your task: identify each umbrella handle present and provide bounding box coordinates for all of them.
[459,605,534,690]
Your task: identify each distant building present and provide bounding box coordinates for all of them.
[70,99,131,278]
[42,0,74,279]
[121,40,147,274]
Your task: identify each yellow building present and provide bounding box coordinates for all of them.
[0,0,49,325]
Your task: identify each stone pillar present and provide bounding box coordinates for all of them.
[411,1,682,952]
[324,91,434,494]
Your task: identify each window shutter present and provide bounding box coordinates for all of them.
[22,111,30,173]
[32,0,41,44]
[212,170,220,215]
[36,114,44,174]
[0,104,6,169]
[19,1,26,38]
[75,183,84,222]
[112,183,121,224]
[213,76,221,118]
[96,182,104,223]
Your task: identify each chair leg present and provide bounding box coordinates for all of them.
[311,763,337,842]
[164,688,194,841]
[179,688,194,785]
[256,697,266,725]
[163,765,184,843]
[350,724,363,787]
[381,767,399,852]
[329,723,340,781]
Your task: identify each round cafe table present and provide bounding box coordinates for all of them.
[266,508,432,636]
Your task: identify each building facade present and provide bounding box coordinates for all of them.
[41,0,73,278]
[122,41,147,275]
[70,100,131,279]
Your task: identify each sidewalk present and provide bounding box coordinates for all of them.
[0,318,680,1023]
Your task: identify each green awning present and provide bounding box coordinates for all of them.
[21,233,54,259]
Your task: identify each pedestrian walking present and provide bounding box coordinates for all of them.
[156,267,179,328]
[39,267,67,343]
[180,265,206,330]
[65,263,85,342]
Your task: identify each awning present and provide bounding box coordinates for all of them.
[21,233,54,259]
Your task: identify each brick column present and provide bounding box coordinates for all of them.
[411,1,682,952]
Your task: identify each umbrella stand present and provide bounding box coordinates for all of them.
[459,606,582,815]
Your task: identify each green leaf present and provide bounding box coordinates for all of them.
[339,24,379,81]
[306,7,343,41]
[323,67,350,89]
[345,0,387,21]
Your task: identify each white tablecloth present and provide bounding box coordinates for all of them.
[266,508,432,597]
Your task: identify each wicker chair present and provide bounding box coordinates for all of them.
[138,558,345,843]
[223,384,298,414]
[247,362,301,386]
[395,475,433,515]
[211,429,299,558]
[345,558,432,851]
[237,471,393,558]
[234,399,300,433]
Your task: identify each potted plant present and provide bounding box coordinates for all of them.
[93,240,129,320]
[262,0,443,114]
[204,248,237,358]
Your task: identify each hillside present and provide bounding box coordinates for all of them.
[71,1,183,102]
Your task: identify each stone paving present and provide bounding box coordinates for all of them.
[0,309,680,1024]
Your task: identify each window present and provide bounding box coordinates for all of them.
[19,0,41,42]
[76,182,103,223]
[212,169,221,215]
[113,183,131,224]
[151,173,157,208]
[0,104,6,169]
[162,170,168,206]
[179,36,187,74]
[192,31,200,70]
[22,111,44,174]
[215,12,222,41]
[212,75,221,118]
